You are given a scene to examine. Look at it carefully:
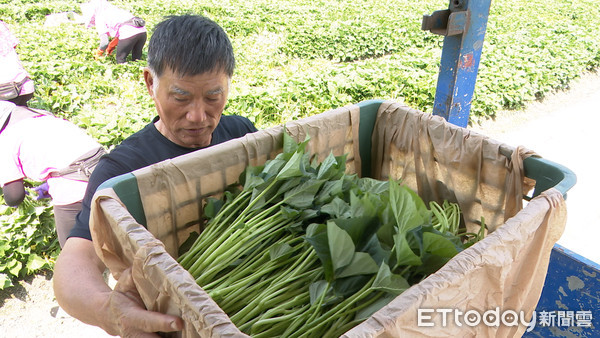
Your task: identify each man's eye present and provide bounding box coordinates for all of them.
[174,96,188,102]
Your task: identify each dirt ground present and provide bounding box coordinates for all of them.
[1,72,598,337]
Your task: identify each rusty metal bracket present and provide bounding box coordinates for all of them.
[422,0,491,127]
[422,8,469,36]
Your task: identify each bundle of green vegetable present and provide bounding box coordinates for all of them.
[178,132,484,337]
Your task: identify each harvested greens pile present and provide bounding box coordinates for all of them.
[178,133,484,337]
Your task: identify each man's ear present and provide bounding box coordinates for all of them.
[143,68,155,97]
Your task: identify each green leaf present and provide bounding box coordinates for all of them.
[280,205,300,220]
[315,178,344,205]
[276,150,305,179]
[283,178,325,209]
[282,131,299,155]
[0,273,13,290]
[336,252,379,278]
[331,216,380,251]
[393,232,422,267]
[320,197,350,218]
[373,262,411,296]
[317,152,343,180]
[9,260,22,277]
[305,223,334,281]
[203,198,224,220]
[309,280,329,305]
[388,180,430,234]
[423,232,459,258]
[356,177,389,195]
[362,234,390,266]
[350,191,381,219]
[276,176,303,196]
[26,255,48,273]
[262,158,286,179]
[178,231,199,257]
[269,243,294,260]
[327,221,355,271]
[331,275,371,299]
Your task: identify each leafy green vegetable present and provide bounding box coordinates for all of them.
[178,132,484,336]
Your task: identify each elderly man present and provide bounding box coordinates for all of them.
[53,15,257,336]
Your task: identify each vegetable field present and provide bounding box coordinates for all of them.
[1,0,600,289]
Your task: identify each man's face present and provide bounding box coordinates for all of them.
[144,67,230,148]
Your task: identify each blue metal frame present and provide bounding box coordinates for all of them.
[524,244,600,337]
[423,0,492,127]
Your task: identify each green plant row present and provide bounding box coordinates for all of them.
[0,188,59,289]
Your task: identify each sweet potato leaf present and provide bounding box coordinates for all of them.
[327,221,355,272]
[284,178,325,208]
[389,180,430,234]
[423,232,459,258]
[393,232,422,268]
[315,178,344,205]
[331,216,379,250]
[373,262,411,296]
[305,223,334,281]
[336,252,379,278]
[320,197,351,218]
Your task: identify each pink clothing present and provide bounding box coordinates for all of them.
[0,115,102,205]
[83,0,146,40]
[0,21,34,96]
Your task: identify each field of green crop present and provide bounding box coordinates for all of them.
[1,0,599,289]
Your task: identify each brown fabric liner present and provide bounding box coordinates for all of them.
[90,101,566,337]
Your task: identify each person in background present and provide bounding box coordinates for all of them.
[82,0,147,63]
[0,20,35,106]
[0,101,107,247]
[53,14,257,336]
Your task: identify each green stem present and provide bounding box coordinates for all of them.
[194,215,291,282]
[288,276,375,338]
[178,190,251,267]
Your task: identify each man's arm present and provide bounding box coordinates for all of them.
[54,237,183,336]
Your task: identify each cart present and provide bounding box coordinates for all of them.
[422,1,599,336]
[94,97,580,336]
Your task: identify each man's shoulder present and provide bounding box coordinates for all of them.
[101,122,158,167]
[220,114,255,127]
[212,114,257,145]
[218,114,257,134]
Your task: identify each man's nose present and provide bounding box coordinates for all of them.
[186,102,207,123]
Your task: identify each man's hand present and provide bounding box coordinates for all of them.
[105,267,184,337]
[54,238,183,338]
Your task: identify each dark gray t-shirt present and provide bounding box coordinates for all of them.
[69,114,257,240]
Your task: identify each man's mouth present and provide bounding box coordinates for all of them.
[183,127,205,135]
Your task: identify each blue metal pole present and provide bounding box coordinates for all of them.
[423,0,492,127]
